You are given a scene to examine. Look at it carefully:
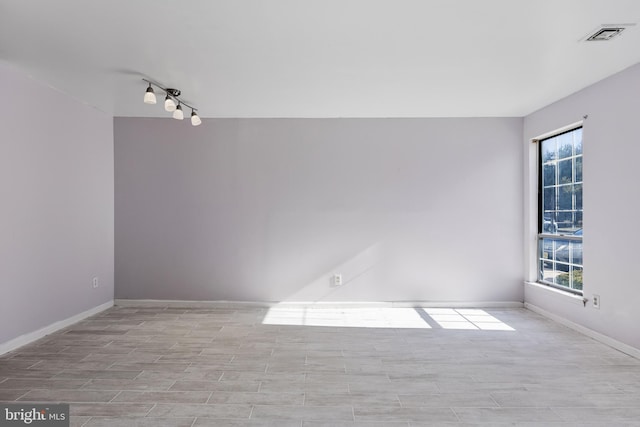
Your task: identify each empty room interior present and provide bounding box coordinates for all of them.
[1,1,640,426]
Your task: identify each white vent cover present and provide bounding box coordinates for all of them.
[583,24,635,41]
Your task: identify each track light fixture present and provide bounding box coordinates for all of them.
[164,95,176,112]
[143,83,156,105]
[142,79,201,126]
[173,103,184,120]
[191,109,202,126]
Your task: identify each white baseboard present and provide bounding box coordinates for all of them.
[0,300,114,356]
[392,301,523,309]
[115,298,523,309]
[525,302,640,360]
[115,299,276,308]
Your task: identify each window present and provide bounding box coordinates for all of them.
[538,126,583,293]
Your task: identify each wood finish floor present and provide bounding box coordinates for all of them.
[1,305,640,426]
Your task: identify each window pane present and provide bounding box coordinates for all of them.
[558,159,573,184]
[574,128,583,155]
[544,187,556,211]
[558,185,573,210]
[541,238,553,262]
[572,266,583,291]
[554,239,571,264]
[542,138,557,162]
[556,266,583,291]
[543,163,556,186]
[553,238,570,263]
[575,183,583,210]
[558,132,573,158]
[575,156,583,182]
[575,211,583,229]
[540,257,555,283]
[556,211,581,231]
[542,214,557,233]
[556,212,572,230]
[570,240,583,265]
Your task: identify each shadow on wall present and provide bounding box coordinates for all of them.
[279,242,384,302]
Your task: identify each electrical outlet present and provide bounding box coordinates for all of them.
[92,277,99,289]
[333,274,342,286]
[593,294,600,309]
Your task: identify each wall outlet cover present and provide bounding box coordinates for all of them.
[333,274,342,286]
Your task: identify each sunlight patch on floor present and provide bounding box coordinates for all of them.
[423,308,515,331]
[262,306,515,331]
[262,307,432,329]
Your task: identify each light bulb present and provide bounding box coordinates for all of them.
[173,104,184,120]
[143,84,156,104]
[164,95,176,112]
[191,110,202,126]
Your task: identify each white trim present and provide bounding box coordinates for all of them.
[116,299,276,308]
[0,300,114,356]
[525,302,640,360]
[392,301,523,308]
[115,298,523,309]
[525,121,585,282]
[525,281,585,305]
[531,120,583,143]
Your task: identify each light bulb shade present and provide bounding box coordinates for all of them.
[191,111,202,126]
[164,96,177,112]
[143,85,156,104]
[173,105,184,120]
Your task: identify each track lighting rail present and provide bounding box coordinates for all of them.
[142,78,201,126]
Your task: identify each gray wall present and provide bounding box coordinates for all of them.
[0,62,114,344]
[115,117,523,302]
[524,62,640,350]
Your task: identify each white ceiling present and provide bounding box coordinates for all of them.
[1,0,639,118]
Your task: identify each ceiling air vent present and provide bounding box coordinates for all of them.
[583,24,635,42]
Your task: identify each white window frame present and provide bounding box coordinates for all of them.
[533,123,584,295]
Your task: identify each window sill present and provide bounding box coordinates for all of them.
[524,281,586,306]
